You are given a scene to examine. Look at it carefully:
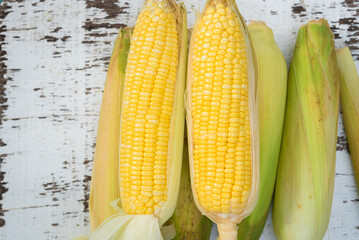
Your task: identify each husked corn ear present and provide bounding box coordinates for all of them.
[336,47,359,189]
[187,0,259,239]
[237,21,287,240]
[120,0,187,225]
[119,0,180,215]
[192,4,250,215]
[191,0,253,215]
[89,29,131,231]
[273,19,339,240]
[86,0,188,239]
[170,137,212,240]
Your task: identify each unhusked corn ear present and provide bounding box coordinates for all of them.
[336,47,359,189]
[237,21,287,240]
[187,0,259,239]
[273,19,339,240]
[87,0,188,239]
[170,136,212,240]
[89,29,131,231]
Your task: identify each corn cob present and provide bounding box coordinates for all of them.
[237,21,287,240]
[89,29,131,231]
[336,47,359,189]
[171,136,212,240]
[273,19,339,240]
[187,0,259,239]
[88,0,188,239]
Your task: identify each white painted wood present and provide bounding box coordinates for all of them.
[0,0,358,239]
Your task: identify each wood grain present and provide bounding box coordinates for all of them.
[0,0,358,239]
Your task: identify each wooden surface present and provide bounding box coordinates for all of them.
[0,0,358,239]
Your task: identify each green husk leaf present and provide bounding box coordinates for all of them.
[237,21,287,240]
[236,208,269,240]
[273,19,340,240]
[171,136,212,240]
[336,47,359,188]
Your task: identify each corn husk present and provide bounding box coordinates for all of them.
[336,47,359,188]
[171,136,212,240]
[273,19,340,240]
[89,29,131,230]
[237,21,287,240]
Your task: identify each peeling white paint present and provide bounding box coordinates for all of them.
[0,0,358,239]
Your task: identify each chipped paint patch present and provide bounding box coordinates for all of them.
[41,35,59,42]
[339,0,359,59]
[337,136,350,151]
[292,5,307,16]
[85,0,129,19]
[82,0,129,37]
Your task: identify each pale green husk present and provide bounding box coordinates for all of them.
[237,21,287,240]
[273,19,340,240]
[90,215,163,239]
[89,28,131,231]
[336,47,359,188]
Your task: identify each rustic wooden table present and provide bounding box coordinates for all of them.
[0,0,358,239]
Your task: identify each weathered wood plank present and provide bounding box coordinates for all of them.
[0,0,358,239]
